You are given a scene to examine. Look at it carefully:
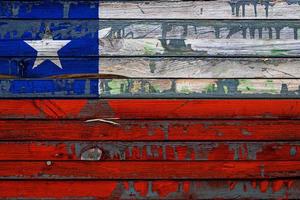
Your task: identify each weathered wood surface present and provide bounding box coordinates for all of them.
[100,38,300,57]
[1,161,300,179]
[5,57,300,78]
[1,20,300,57]
[1,141,300,161]
[101,20,300,40]
[100,57,300,78]
[1,78,300,98]
[1,99,300,119]
[2,1,300,20]
[0,1,98,19]
[99,79,300,98]
[0,19,98,40]
[100,20,300,57]
[2,120,300,141]
[1,180,299,199]
[100,1,300,19]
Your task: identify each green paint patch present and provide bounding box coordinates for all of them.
[179,86,192,94]
[143,41,164,56]
[223,85,229,94]
[204,84,217,93]
[107,79,128,95]
[238,79,256,93]
[271,49,289,56]
[264,80,277,94]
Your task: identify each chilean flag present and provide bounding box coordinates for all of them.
[0,1,101,97]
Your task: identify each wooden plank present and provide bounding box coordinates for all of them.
[1,79,300,98]
[2,120,300,141]
[101,20,300,40]
[100,1,300,19]
[100,57,300,78]
[98,79,300,98]
[0,1,98,19]
[100,20,300,57]
[1,142,300,161]
[1,180,299,199]
[5,57,300,78]
[100,38,300,57]
[0,161,299,179]
[1,1,300,20]
[0,99,300,119]
[1,20,300,57]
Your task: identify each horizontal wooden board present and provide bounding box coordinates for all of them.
[2,1,300,20]
[1,141,300,161]
[101,20,300,40]
[1,20,300,57]
[0,1,98,19]
[5,57,300,78]
[100,1,300,19]
[0,161,300,179]
[99,79,300,98]
[1,99,300,119]
[100,38,300,57]
[100,57,300,78]
[2,120,300,141]
[1,79,300,98]
[100,20,300,57]
[1,180,299,199]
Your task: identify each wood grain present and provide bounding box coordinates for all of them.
[1,120,300,141]
[1,99,300,119]
[0,1,98,19]
[100,1,300,19]
[1,180,299,199]
[1,141,299,161]
[100,38,300,57]
[98,79,300,98]
[0,161,299,179]
[101,20,300,40]
[100,20,300,57]
[100,57,300,78]
[1,78,300,98]
[5,57,300,78]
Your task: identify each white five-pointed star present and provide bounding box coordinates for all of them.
[25,31,71,69]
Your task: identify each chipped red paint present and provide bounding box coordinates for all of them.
[0,161,299,179]
[1,120,300,141]
[1,99,300,119]
[0,142,299,161]
[0,180,299,199]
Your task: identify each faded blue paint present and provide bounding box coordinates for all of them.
[0,79,98,97]
[0,1,98,19]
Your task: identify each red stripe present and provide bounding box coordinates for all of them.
[1,99,300,119]
[0,142,298,161]
[0,161,299,179]
[1,120,300,141]
[0,180,297,199]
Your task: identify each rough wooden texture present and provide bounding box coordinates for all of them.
[98,79,300,98]
[1,78,300,98]
[100,57,300,78]
[100,1,300,19]
[100,20,300,57]
[0,161,300,179]
[5,57,300,78]
[0,1,98,19]
[1,120,300,141]
[101,20,300,40]
[100,38,300,57]
[1,141,300,161]
[1,180,299,199]
[1,99,300,119]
